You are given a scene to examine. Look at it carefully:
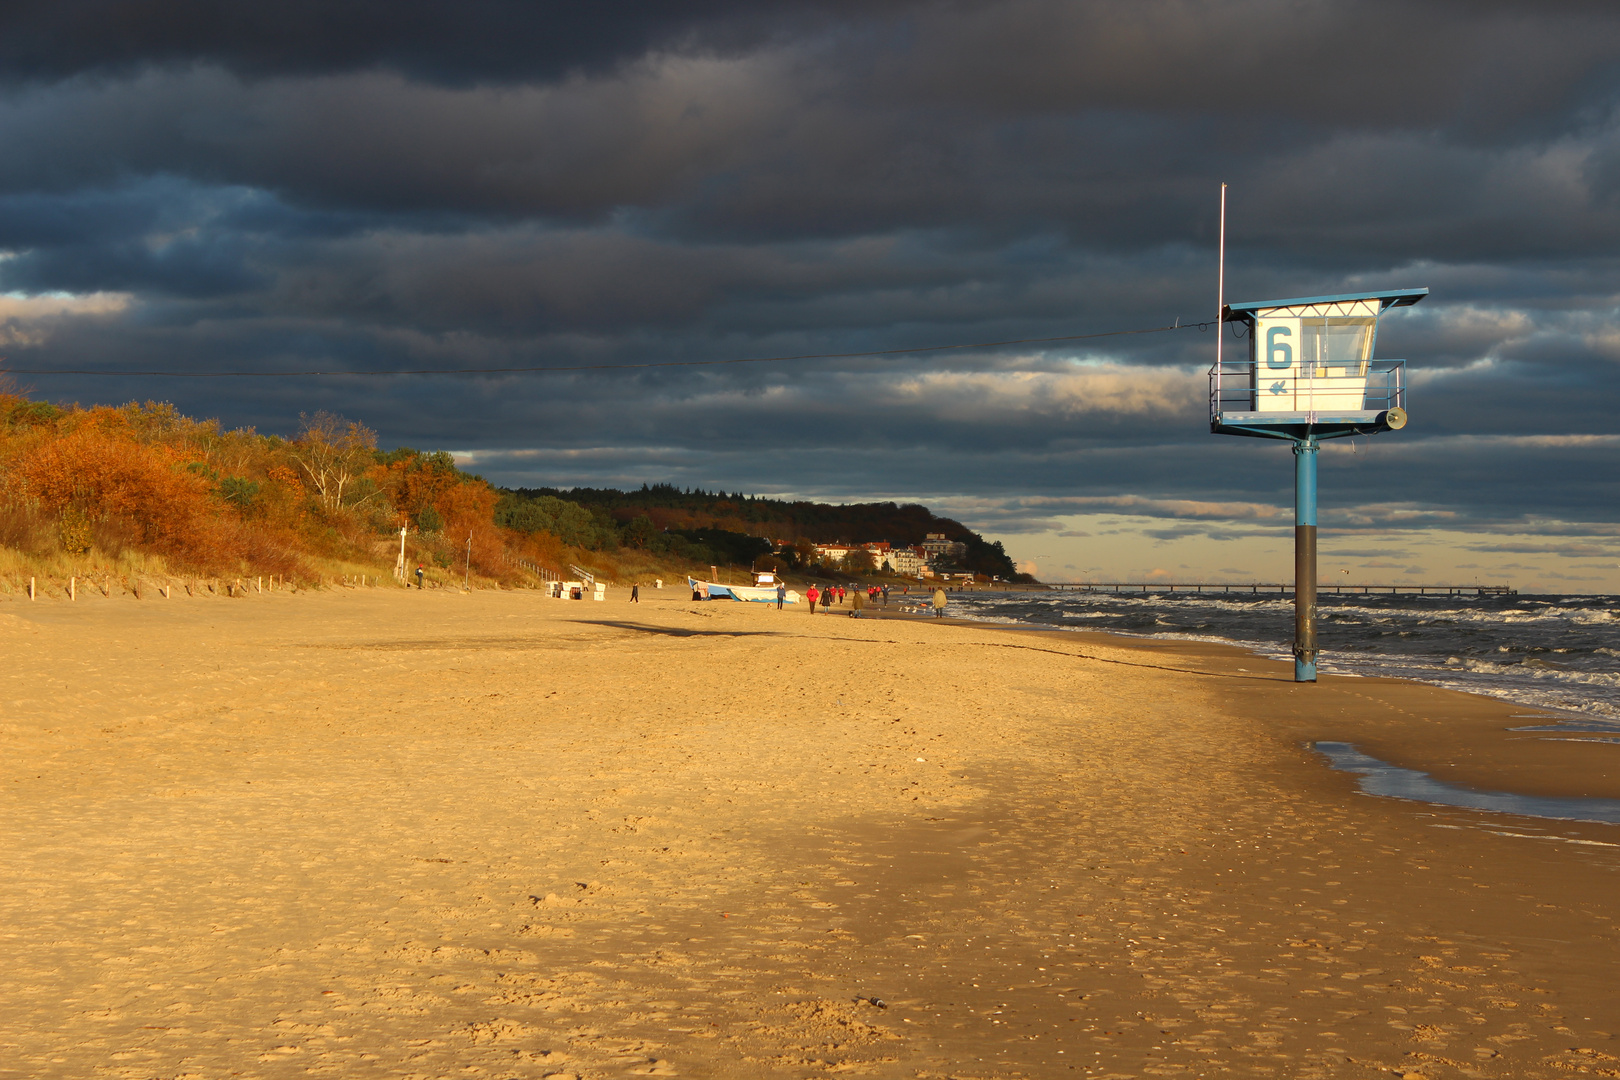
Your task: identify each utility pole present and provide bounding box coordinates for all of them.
[1293,435,1319,679]
[395,525,407,583]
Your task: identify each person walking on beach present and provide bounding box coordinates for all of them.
[821,587,833,613]
[630,583,640,603]
[881,584,890,608]
[776,581,786,609]
[850,588,865,617]
[415,563,424,589]
[806,585,819,612]
[932,586,947,617]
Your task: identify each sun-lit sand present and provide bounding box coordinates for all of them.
[3,586,1618,1079]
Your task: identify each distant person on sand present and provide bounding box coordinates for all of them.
[776,581,786,609]
[806,585,819,612]
[880,584,890,608]
[630,583,639,603]
[821,588,832,613]
[932,587,947,617]
[850,588,864,617]
[415,564,424,589]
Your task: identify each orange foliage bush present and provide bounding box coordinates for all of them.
[507,527,563,566]
[0,395,535,583]
[12,412,241,569]
[435,480,509,574]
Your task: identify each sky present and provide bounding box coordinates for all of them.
[1,0,1618,591]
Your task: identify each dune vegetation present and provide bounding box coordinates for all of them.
[0,392,542,596]
[0,390,1026,600]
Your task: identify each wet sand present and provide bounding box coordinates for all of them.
[2,587,1617,1079]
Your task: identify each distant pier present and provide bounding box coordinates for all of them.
[1046,582,1516,597]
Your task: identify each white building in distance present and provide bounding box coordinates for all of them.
[920,532,967,561]
[809,541,931,576]
[881,546,926,576]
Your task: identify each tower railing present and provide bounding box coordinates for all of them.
[1210,358,1405,421]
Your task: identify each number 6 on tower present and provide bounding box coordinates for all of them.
[1266,325,1293,369]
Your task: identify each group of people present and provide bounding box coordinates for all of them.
[618,578,953,615]
[803,581,949,618]
[804,583,880,615]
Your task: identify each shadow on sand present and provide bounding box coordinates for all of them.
[580,620,785,639]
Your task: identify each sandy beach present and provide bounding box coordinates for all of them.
[2,586,1617,1079]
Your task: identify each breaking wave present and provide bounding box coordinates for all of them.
[946,589,1620,722]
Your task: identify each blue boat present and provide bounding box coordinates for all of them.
[687,572,800,603]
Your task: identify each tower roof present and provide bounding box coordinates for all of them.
[1224,287,1428,320]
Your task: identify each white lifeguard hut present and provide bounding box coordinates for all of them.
[1208,187,1427,682]
[1211,289,1423,435]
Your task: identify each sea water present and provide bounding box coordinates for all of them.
[943,590,1620,724]
[1312,741,1620,825]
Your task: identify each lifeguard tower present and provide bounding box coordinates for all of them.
[1210,288,1423,438]
[1209,192,1427,681]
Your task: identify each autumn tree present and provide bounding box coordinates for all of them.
[292,412,377,511]
[624,514,657,549]
[842,548,877,574]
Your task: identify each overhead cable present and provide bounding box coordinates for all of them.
[1,319,1207,379]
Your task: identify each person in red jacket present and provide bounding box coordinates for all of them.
[806,585,819,613]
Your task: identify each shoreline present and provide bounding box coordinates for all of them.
[929,590,1620,750]
[4,588,1619,1077]
[860,599,1620,799]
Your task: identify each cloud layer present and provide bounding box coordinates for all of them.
[0,0,1617,577]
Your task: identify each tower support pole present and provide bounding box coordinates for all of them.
[1293,436,1318,682]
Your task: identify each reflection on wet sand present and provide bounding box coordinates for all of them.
[1315,740,1620,825]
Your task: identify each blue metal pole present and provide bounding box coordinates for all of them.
[1293,436,1318,682]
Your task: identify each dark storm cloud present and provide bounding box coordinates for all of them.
[0,0,914,86]
[0,0,1617,548]
[2,6,1618,254]
[889,0,1620,131]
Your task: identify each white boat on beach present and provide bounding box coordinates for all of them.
[688,571,801,604]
